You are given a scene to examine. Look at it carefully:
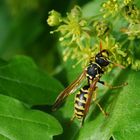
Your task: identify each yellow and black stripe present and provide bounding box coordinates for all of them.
[74,85,89,119]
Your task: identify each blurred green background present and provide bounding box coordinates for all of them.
[0,0,91,75]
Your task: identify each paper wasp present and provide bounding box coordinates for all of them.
[52,42,127,126]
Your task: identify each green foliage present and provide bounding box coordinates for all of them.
[0,56,64,106]
[0,94,62,140]
[46,0,140,140]
[0,56,64,139]
[76,69,140,140]
[0,0,140,139]
[53,68,140,140]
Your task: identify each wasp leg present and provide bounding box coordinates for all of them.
[98,80,128,89]
[95,101,108,116]
[80,116,85,127]
[93,91,108,116]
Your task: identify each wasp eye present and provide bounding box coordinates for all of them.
[102,52,108,58]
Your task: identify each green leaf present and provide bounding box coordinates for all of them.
[63,59,82,83]
[0,56,64,106]
[53,68,140,140]
[0,94,62,140]
[82,0,104,18]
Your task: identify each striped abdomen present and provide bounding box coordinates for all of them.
[74,85,89,119]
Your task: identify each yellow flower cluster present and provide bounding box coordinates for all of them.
[47,2,140,71]
[124,0,133,5]
[123,4,140,24]
[101,0,119,18]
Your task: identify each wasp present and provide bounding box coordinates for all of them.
[52,42,127,126]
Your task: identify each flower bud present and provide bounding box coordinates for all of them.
[71,5,82,18]
[47,10,61,26]
[124,0,133,5]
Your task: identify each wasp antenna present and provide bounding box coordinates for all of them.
[100,41,102,52]
[110,61,125,69]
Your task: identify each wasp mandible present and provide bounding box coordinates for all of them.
[52,42,127,126]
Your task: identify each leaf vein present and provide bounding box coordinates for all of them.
[0,114,49,128]
[0,75,58,93]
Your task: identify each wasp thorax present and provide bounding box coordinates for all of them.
[95,50,110,67]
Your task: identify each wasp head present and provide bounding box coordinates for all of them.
[95,50,110,67]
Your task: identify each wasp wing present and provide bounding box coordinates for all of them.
[52,69,87,111]
[81,76,99,125]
